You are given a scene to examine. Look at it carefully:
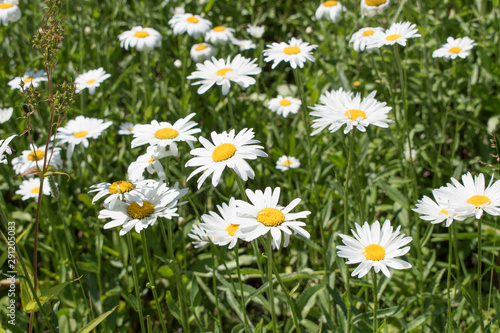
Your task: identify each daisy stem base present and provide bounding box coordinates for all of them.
[127,233,147,333]
[235,244,251,333]
[447,227,453,333]
[477,219,484,332]
[265,235,278,333]
[372,270,378,333]
[211,245,223,331]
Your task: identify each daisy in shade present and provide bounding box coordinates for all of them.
[205,26,235,45]
[118,26,162,51]
[8,70,47,90]
[0,0,21,26]
[276,155,300,172]
[349,27,384,52]
[378,21,420,47]
[310,90,392,135]
[128,145,174,181]
[185,128,268,189]
[168,13,212,38]
[118,122,136,135]
[246,24,265,39]
[187,55,261,95]
[201,198,242,249]
[336,220,412,278]
[11,144,63,175]
[0,107,13,123]
[235,187,311,249]
[54,116,112,159]
[437,172,500,219]
[131,113,200,155]
[0,134,16,164]
[232,39,256,51]
[16,178,52,202]
[190,43,216,63]
[413,189,467,227]
[98,181,184,235]
[268,95,301,118]
[361,0,390,17]
[89,179,153,209]
[432,37,476,60]
[188,224,209,249]
[315,1,345,22]
[75,68,111,95]
[263,37,317,69]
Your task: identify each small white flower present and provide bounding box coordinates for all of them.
[232,39,257,51]
[0,134,16,164]
[118,26,162,51]
[263,37,317,69]
[89,179,153,209]
[275,155,300,172]
[168,13,212,38]
[205,26,235,45]
[0,0,21,26]
[246,24,265,38]
[432,37,476,60]
[174,59,182,68]
[378,21,421,47]
[8,70,48,90]
[361,0,390,17]
[11,144,63,175]
[118,122,136,135]
[315,1,346,22]
[413,189,467,227]
[0,107,13,123]
[128,145,174,181]
[267,95,301,118]
[188,224,209,249]
[75,68,111,95]
[201,198,242,249]
[16,178,52,202]
[190,43,216,63]
[349,27,384,52]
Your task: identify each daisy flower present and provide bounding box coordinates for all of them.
[168,13,212,38]
[128,145,174,181]
[118,122,136,135]
[75,68,111,95]
[432,37,476,60]
[235,187,311,249]
[378,21,420,47]
[190,43,216,63]
[336,220,412,278]
[187,55,261,95]
[188,224,209,249]
[0,107,13,123]
[89,179,153,209]
[98,181,183,235]
[11,144,63,175]
[131,113,200,155]
[204,26,235,45]
[310,90,392,135]
[0,134,16,164]
[8,70,47,90]
[361,0,390,17]
[315,1,345,22]
[275,155,300,172]
[16,178,52,202]
[0,0,21,26]
[54,116,112,159]
[201,198,242,249]
[185,128,268,189]
[349,27,385,52]
[232,39,257,51]
[263,37,317,69]
[246,24,265,38]
[118,26,162,51]
[413,189,467,227]
[268,95,301,118]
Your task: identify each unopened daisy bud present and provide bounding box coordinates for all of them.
[48,175,59,200]
[174,59,182,68]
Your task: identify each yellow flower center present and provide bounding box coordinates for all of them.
[386,34,402,41]
[24,78,34,83]
[449,47,462,54]
[28,150,45,161]
[86,79,96,84]
[212,143,237,162]
[213,26,226,32]
[363,244,386,261]
[187,16,199,23]
[226,224,239,236]
[148,157,155,163]
[466,195,492,208]
[279,99,292,106]
[257,208,285,227]
[365,0,386,6]
[323,1,338,6]
[215,68,233,77]
[154,128,179,140]
[108,181,135,194]
[439,208,450,216]
[31,187,40,194]
[133,31,150,38]
[353,81,361,87]
[73,131,88,138]
[127,201,155,219]
[283,46,301,55]
[0,3,14,9]
[195,44,208,51]
[344,109,367,120]
[284,160,293,166]
[362,30,374,37]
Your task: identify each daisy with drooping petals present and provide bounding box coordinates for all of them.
[432,37,476,60]
[413,189,467,227]
[235,187,311,249]
[54,116,112,159]
[204,26,235,45]
[361,0,390,17]
[190,43,216,63]
[275,155,300,172]
[168,13,212,38]
[201,198,242,249]
[118,122,136,135]
[349,27,384,52]
[268,95,301,118]
[378,21,420,47]
[89,179,153,209]
[128,145,174,181]
[188,224,209,249]
[336,220,412,278]
[315,1,346,22]
[16,178,52,202]
[246,24,265,39]
[118,26,162,51]
[8,70,48,90]
[0,134,16,164]
[0,107,13,123]
[75,68,111,95]
[0,0,21,26]
[232,39,256,51]
[11,144,63,175]
[263,37,317,69]
[185,128,268,189]
[187,55,261,95]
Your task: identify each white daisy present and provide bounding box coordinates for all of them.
[315,1,346,22]
[128,145,174,181]
[0,107,13,123]
[54,116,112,159]
[188,224,209,249]
[118,26,162,51]
[75,68,111,95]
[0,134,16,164]
[263,37,317,69]
[361,0,390,17]
[432,37,476,60]
[275,155,300,172]
[185,128,268,189]
[118,122,136,135]
[267,95,301,118]
[310,89,392,135]
[0,0,21,26]
[378,21,420,47]
[413,189,467,227]
[336,220,412,278]
[190,43,216,63]
[187,55,261,95]
[8,70,48,90]
[246,24,265,39]
[89,179,153,209]
[15,178,52,202]
[130,113,200,155]
[168,13,212,38]
[201,198,242,249]
[204,26,235,45]
[349,27,385,52]
[232,39,256,51]
[235,187,311,249]
[11,144,63,175]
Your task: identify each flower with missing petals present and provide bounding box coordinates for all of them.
[75,68,111,95]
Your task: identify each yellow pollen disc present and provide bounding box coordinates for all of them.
[344,109,367,120]
[280,99,292,106]
[128,128,134,132]
[226,224,239,236]
[213,26,226,32]
[73,131,88,138]
[449,46,462,54]
[195,44,208,51]
[109,180,135,194]
[0,3,14,9]
[154,128,179,140]
[148,157,154,163]
[24,78,34,83]
[212,143,237,162]
[127,201,155,219]
[133,31,150,38]
[363,244,385,261]
[187,16,199,23]
[362,30,374,37]
[31,187,40,194]
[439,208,450,216]
[353,81,361,87]
[284,160,293,166]
[365,0,386,6]
[323,1,338,6]
[386,34,402,41]
[215,68,233,76]
[466,195,492,208]
[86,79,96,84]
[28,150,45,161]
[283,46,301,55]
[257,208,285,227]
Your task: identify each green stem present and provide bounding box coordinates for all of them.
[265,235,278,333]
[211,246,223,331]
[141,51,149,113]
[235,244,251,333]
[127,233,147,333]
[487,217,497,313]
[447,226,453,333]
[477,218,484,332]
[234,173,248,201]
[344,130,355,332]
[372,270,378,333]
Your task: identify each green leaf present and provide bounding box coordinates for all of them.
[76,305,118,333]
[352,305,404,324]
[166,291,181,321]
[25,276,83,313]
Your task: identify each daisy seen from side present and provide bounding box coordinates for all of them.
[0,134,16,164]
[413,189,467,227]
[378,21,420,47]
[168,13,212,38]
[232,39,257,51]
[8,70,47,90]
[11,144,63,175]
[118,26,162,51]
[432,37,476,60]
[89,179,154,210]
[201,198,242,249]
[190,43,216,63]
[205,26,235,45]
[315,1,345,22]
[0,0,21,26]
[188,224,209,249]
[0,107,13,123]
[268,95,301,118]
[246,24,265,38]
[16,177,52,202]
[75,68,111,95]
[361,0,390,17]
[275,155,300,172]
[128,145,174,181]
[349,27,384,52]
[263,37,317,69]
[118,122,136,135]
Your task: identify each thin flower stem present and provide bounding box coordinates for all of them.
[265,235,279,333]
[127,233,147,333]
[227,92,236,129]
[141,51,149,112]
[372,270,378,333]
[487,217,497,312]
[210,245,223,331]
[234,173,248,201]
[447,226,453,333]
[477,218,484,332]
[344,130,355,332]
[234,244,251,333]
